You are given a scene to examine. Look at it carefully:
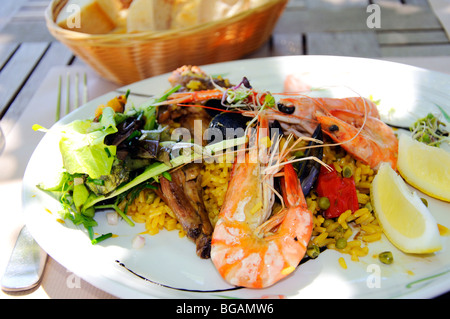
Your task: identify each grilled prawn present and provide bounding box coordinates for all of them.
[210,115,313,288]
[262,96,397,170]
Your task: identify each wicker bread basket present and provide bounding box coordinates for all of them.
[45,0,288,85]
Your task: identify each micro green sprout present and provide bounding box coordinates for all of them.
[410,113,449,147]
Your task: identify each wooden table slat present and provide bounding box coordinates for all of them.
[0,42,49,119]
[1,42,74,135]
[275,3,441,34]
[380,43,450,56]
[404,0,430,6]
[0,43,20,70]
[272,33,304,56]
[377,30,449,45]
[306,31,381,57]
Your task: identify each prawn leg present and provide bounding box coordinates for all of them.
[158,89,226,106]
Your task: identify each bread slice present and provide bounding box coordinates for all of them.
[171,0,250,29]
[200,0,251,23]
[56,0,121,34]
[249,0,270,8]
[126,0,174,32]
[170,0,202,29]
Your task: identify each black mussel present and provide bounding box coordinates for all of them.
[203,99,228,117]
[269,120,283,142]
[297,124,323,196]
[206,112,248,144]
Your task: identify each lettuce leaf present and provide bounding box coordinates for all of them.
[83,135,246,209]
[59,107,118,179]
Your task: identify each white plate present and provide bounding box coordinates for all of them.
[22,56,450,299]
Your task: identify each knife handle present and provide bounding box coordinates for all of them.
[1,226,47,292]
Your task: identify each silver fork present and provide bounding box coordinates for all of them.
[1,72,88,293]
[56,72,88,121]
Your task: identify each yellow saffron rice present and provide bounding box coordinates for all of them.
[125,188,186,237]
[307,146,383,262]
[124,144,382,263]
[124,158,232,237]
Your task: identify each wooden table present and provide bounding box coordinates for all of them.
[0,0,449,299]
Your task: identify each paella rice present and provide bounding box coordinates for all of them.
[124,143,382,263]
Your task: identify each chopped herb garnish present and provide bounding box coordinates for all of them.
[91,233,113,245]
[410,113,449,147]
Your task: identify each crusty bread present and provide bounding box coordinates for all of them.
[56,0,121,34]
[170,0,203,29]
[170,0,251,30]
[126,0,174,32]
[56,0,263,34]
[249,0,271,8]
[200,0,251,24]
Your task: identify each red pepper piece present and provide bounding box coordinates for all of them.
[316,165,359,219]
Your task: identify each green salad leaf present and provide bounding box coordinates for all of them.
[59,107,118,179]
[83,136,246,209]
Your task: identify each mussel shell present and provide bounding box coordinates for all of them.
[269,120,283,142]
[298,124,323,196]
[203,99,227,117]
[206,112,248,144]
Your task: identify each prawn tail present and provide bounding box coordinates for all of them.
[281,162,306,208]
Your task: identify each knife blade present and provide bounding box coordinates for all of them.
[1,226,47,292]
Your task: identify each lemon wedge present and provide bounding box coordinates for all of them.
[371,163,442,254]
[397,133,450,202]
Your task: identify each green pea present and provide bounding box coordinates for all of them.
[306,244,320,259]
[322,219,333,228]
[318,197,331,210]
[342,166,353,178]
[379,251,394,265]
[335,237,347,249]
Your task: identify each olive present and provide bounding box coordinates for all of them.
[379,251,394,265]
[277,102,295,114]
